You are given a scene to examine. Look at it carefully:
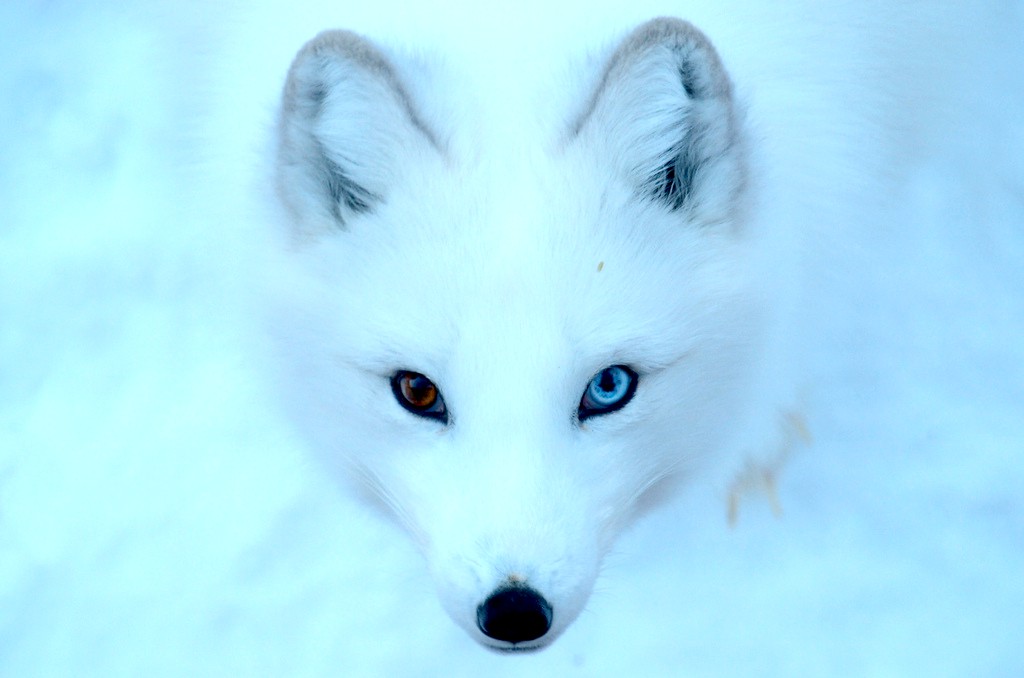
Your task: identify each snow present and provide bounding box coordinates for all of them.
[2,2,1022,675]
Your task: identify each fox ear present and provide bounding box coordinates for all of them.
[572,18,746,221]
[276,30,441,231]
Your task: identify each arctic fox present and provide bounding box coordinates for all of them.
[267,16,821,651]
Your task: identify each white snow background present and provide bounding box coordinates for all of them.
[1,1,1022,675]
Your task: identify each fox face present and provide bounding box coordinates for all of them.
[271,18,764,651]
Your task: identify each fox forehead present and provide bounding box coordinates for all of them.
[330,249,711,391]
[315,180,726,373]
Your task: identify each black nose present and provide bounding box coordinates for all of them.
[476,586,553,643]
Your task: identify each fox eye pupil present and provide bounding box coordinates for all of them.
[391,370,448,423]
[579,365,637,421]
[401,373,437,409]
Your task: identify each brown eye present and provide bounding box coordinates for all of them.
[399,373,437,409]
[391,370,448,423]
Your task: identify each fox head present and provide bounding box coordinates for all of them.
[270,18,767,651]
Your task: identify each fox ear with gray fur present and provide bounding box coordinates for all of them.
[572,18,746,223]
[276,30,442,232]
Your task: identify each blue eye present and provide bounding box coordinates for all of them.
[578,365,638,421]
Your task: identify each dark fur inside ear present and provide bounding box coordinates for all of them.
[654,132,703,210]
[293,70,381,219]
[319,141,379,219]
[573,18,746,218]
[654,52,723,209]
[276,30,440,232]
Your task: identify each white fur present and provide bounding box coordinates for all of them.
[229,0,912,652]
